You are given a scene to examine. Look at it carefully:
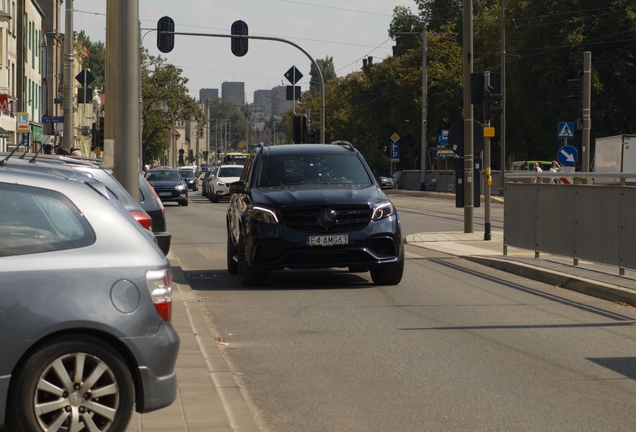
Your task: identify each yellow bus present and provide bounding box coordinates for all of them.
[222,152,249,166]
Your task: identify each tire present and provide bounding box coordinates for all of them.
[180,199,189,207]
[370,244,404,285]
[237,233,268,287]
[211,192,219,203]
[227,234,238,274]
[7,334,134,432]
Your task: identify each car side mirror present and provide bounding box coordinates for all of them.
[229,180,245,194]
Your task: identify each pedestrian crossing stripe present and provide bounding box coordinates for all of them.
[559,123,574,138]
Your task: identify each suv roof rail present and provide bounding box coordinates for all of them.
[330,140,355,151]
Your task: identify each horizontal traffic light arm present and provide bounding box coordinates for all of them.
[155,28,326,143]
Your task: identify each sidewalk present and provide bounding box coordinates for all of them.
[405,230,636,306]
[125,255,260,432]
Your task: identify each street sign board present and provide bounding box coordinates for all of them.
[284,66,303,85]
[17,112,29,133]
[75,69,95,87]
[391,133,400,143]
[439,129,449,145]
[483,127,495,137]
[42,116,64,123]
[557,145,578,167]
[391,142,400,162]
[558,122,575,139]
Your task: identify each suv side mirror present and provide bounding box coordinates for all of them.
[229,180,245,194]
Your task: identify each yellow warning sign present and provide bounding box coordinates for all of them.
[483,127,495,137]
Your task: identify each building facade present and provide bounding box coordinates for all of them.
[221,81,244,107]
[199,87,218,101]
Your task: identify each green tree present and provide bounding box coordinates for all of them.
[309,56,337,89]
[141,51,203,164]
[77,31,105,91]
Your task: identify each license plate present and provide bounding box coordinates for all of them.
[159,192,172,196]
[308,235,348,246]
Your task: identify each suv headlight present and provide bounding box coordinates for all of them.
[371,201,395,221]
[175,184,186,191]
[252,206,279,224]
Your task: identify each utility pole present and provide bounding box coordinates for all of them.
[111,0,140,201]
[463,0,474,233]
[483,72,493,241]
[500,0,506,190]
[62,0,74,151]
[581,51,592,174]
[420,28,428,191]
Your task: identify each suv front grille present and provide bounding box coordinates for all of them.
[280,205,370,231]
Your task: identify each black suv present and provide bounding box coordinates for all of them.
[226,142,403,287]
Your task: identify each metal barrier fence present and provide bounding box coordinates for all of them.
[504,172,636,274]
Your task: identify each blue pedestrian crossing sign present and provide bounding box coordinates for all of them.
[558,122,575,139]
[557,145,578,167]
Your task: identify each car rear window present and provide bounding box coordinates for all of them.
[255,153,372,187]
[0,183,95,257]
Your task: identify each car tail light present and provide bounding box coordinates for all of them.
[131,209,153,231]
[146,269,172,321]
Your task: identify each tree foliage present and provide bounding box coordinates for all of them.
[309,56,337,89]
[300,0,636,172]
[77,31,105,90]
[141,51,203,163]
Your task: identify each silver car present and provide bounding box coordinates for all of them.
[0,165,179,431]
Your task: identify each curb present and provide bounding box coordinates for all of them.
[466,256,636,306]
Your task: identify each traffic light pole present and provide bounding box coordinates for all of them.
[160,30,326,144]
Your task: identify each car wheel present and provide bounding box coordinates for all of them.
[7,334,134,432]
[227,234,238,274]
[370,244,404,285]
[211,192,219,203]
[237,233,268,287]
[180,199,189,207]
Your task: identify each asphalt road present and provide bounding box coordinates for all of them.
[166,190,636,431]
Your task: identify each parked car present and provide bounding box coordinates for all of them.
[226,142,403,287]
[0,152,171,254]
[392,171,403,189]
[146,168,189,206]
[201,169,215,198]
[210,165,244,203]
[378,175,394,189]
[139,173,168,232]
[178,167,198,191]
[0,165,180,431]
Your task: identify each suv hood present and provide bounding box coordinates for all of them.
[252,184,385,207]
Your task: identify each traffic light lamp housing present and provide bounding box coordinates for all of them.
[157,16,175,53]
[484,86,503,122]
[292,115,307,144]
[567,77,581,105]
[231,20,248,57]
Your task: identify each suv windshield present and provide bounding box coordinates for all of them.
[255,153,372,187]
[147,170,182,181]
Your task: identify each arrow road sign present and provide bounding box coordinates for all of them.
[557,144,578,167]
[558,122,575,139]
[284,66,303,85]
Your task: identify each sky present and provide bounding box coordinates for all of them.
[70,0,417,104]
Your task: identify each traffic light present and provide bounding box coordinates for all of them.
[93,117,104,151]
[157,16,175,53]
[567,72,582,105]
[489,88,503,117]
[188,149,194,163]
[231,20,248,57]
[292,115,307,143]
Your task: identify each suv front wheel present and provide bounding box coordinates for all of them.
[237,233,269,287]
[370,244,404,285]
